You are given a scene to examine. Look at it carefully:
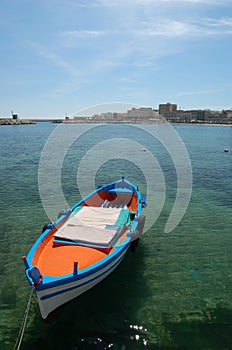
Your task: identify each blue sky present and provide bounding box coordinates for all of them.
[1,0,232,118]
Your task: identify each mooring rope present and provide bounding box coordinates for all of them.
[13,286,34,350]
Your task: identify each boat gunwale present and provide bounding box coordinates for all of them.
[36,242,129,292]
[25,179,143,289]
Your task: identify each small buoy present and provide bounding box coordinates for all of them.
[224,148,229,152]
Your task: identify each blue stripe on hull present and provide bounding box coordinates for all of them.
[36,246,129,318]
[36,241,130,291]
[40,248,127,301]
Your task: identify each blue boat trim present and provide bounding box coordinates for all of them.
[40,250,126,301]
[36,242,129,290]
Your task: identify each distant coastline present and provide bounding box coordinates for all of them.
[1,103,232,125]
[61,119,232,126]
[1,118,231,126]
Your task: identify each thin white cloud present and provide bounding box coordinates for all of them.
[30,43,81,77]
[177,88,226,97]
[135,17,232,38]
[60,30,106,38]
[77,0,232,6]
[54,0,232,12]
[136,20,195,38]
[202,17,232,34]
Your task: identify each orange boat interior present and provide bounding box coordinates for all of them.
[32,189,138,277]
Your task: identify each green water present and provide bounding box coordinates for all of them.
[0,123,231,349]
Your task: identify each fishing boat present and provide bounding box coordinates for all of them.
[23,177,146,319]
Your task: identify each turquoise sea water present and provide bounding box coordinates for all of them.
[0,123,231,349]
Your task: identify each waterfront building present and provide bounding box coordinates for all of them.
[127,107,157,118]
[65,104,232,125]
[159,103,177,118]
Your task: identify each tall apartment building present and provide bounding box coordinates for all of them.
[159,103,177,117]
